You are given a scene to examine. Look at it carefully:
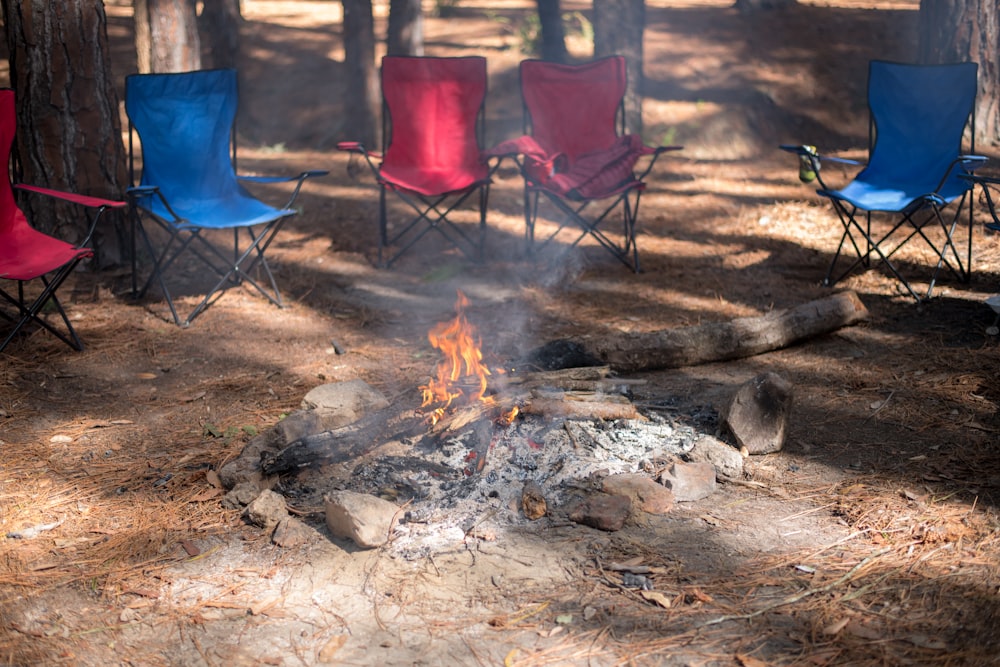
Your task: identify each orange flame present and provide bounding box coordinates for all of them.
[420,291,496,423]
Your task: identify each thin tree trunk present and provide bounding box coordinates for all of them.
[199,0,241,70]
[536,0,568,63]
[592,0,645,136]
[134,0,201,73]
[342,0,379,147]
[387,0,423,56]
[1,0,128,267]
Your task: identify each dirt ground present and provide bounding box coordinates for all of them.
[4,1,1000,665]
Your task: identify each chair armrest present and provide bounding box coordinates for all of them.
[932,155,991,194]
[634,144,683,182]
[238,170,330,185]
[16,184,127,249]
[15,184,126,210]
[336,141,383,182]
[653,145,684,155]
[959,155,989,170]
[126,185,160,198]
[779,144,862,190]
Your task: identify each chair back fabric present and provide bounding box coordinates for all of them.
[0,89,21,240]
[379,56,489,196]
[520,56,626,163]
[125,69,283,227]
[853,60,978,209]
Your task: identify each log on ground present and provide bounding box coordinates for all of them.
[582,290,868,373]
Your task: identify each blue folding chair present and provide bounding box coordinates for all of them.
[782,61,986,301]
[125,69,327,326]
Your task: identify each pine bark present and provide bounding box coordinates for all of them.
[536,0,568,63]
[134,0,201,74]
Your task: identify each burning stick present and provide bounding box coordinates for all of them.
[419,290,503,425]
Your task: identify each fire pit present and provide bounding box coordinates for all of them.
[223,291,720,556]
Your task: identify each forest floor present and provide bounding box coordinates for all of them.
[3,1,1000,665]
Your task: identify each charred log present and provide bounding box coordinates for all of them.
[261,406,426,475]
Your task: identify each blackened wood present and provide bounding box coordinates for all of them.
[261,406,425,475]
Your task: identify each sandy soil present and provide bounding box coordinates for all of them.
[3,1,1000,665]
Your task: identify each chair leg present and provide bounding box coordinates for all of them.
[525,188,538,257]
[379,185,489,267]
[0,265,85,353]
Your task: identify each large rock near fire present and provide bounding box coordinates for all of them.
[687,435,744,479]
[601,473,675,515]
[324,490,400,549]
[659,461,717,502]
[243,489,288,531]
[567,493,632,532]
[721,372,793,455]
[301,380,390,420]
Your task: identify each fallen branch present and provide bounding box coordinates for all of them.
[581,290,868,373]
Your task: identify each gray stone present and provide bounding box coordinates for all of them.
[324,490,400,549]
[722,371,793,455]
[659,461,717,502]
[301,380,389,422]
[243,489,288,530]
[221,481,265,509]
[687,434,744,479]
[271,516,313,548]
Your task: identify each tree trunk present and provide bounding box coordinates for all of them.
[134,0,201,73]
[1,0,128,268]
[199,0,241,70]
[581,291,869,373]
[918,0,1000,147]
[342,0,380,147]
[387,0,423,56]
[592,0,644,135]
[536,0,568,63]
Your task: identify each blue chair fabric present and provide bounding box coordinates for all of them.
[125,69,326,326]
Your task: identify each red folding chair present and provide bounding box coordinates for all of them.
[487,56,681,272]
[0,89,126,353]
[338,56,491,267]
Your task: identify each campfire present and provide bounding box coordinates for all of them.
[418,290,517,428]
[241,292,708,554]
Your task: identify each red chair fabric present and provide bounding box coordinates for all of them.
[487,56,680,272]
[337,56,491,267]
[0,89,125,352]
